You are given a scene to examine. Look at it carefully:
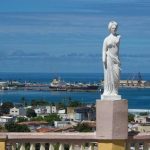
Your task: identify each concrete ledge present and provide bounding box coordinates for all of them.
[0,132,150,142]
[130,133,150,140]
[0,132,98,143]
[0,133,7,140]
[7,132,96,140]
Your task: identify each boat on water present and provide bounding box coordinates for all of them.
[49,78,100,91]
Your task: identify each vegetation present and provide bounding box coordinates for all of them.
[128,113,135,122]
[0,125,6,132]
[26,108,37,118]
[44,114,61,125]
[57,102,66,109]
[31,99,49,106]
[5,121,30,132]
[30,114,61,125]
[74,123,93,132]
[50,102,55,106]
[0,101,14,114]
[139,112,149,116]
[17,117,28,123]
[68,100,82,107]
[31,116,44,121]
[56,99,83,109]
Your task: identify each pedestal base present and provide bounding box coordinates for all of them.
[98,140,126,150]
[96,99,128,139]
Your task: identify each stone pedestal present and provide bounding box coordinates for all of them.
[96,99,128,139]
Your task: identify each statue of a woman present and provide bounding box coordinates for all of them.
[101,21,121,100]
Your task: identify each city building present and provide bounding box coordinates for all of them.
[58,109,67,120]
[138,124,150,133]
[134,115,150,124]
[74,106,96,122]
[34,106,57,115]
[0,116,14,126]
[67,107,76,120]
[9,107,26,116]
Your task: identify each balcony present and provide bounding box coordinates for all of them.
[0,132,150,150]
[0,132,97,150]
[0,100,148,150]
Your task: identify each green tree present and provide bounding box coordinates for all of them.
[17,117,28,123]
[5,121,30,132]
[44,114,61,125]
[50,102,55,106]
[68,100,82,107]
[26,108,37,118]
[57,102,65,109]
[31,116,44,121]
[128,113,135,122]
[139,112,149,116]
[31,99,49,106]
[1,101,14,114]
[74,123,93,132]
[0,125,6,132]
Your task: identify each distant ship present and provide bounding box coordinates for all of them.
[49,78,100,91]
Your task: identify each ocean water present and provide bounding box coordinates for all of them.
[0,72,150,109]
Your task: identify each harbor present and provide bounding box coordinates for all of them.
[0,72,150,109]
[0,77,150,92]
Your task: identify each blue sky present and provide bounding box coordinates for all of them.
[0,0,150,73]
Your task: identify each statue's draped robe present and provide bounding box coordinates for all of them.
[102,34,121,95]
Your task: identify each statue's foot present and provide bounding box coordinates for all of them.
[102,92,118,96]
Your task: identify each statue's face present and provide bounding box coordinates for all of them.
[110,25,117,35]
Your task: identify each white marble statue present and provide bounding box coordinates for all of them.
[101,21,121,100]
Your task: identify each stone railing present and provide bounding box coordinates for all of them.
[0,99,143,150]
[127,133,150,150]
[0,132,98,150]
[1,132,150,150]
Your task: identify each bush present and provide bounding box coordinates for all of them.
[31,100,49,106]
[17,117,28,123]
[31,116,44,121]
[128,113,135,122]
[68,100,82,107]
[1,101,14,114]
[44,114,61,125]
[74,123,93,132]
[5,121,30,132]
[139,112,149,116]
[26,108,37,118]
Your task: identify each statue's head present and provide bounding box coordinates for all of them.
[108,21,118,35]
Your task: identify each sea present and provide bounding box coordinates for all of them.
[0,72,150,109]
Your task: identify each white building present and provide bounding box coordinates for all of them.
[34,106,57,115]
[58,109,65,114]
[0,116,14,125]
[34,108,41,115]
[10,107,26,116]
[51,106,57,113]
[134,115,150,124]
[58,109,67,120]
